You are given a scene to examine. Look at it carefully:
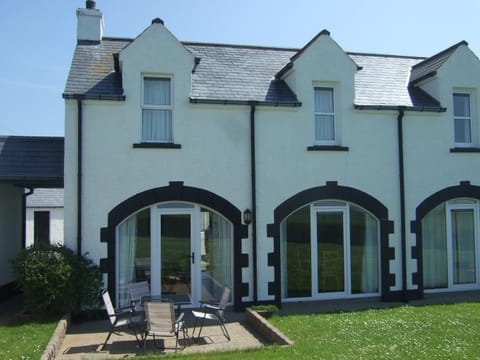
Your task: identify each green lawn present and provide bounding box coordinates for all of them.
[0,317,58,360]
[160,302,480,359]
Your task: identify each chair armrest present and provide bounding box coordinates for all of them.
[199,300,220,307]
[203,303,221,311]
[175,312,185,324]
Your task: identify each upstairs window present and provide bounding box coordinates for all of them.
[453,92,472,146]
[314,87,336,144]
[142,77,172,142]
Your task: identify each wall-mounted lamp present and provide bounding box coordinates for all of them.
[243,209,252,225]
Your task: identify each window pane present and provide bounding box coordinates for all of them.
[452,209,476,285]
[144,77,171,105]
[142,109,172,141]
[315,115,335,141]
[201,209,233,302]
[315,87,334,113]
[453,94,470,117]
[317,212,344,293]
[350,206,379,294]
[422,204,448,289]
[118,208,151,307]
[454,118,472,143]
[283,206,311,298]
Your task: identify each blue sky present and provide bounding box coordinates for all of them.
[1,0,479,136]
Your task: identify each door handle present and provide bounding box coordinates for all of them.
[188,252,195,264]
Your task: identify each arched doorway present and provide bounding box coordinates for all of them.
[100,182,249,309]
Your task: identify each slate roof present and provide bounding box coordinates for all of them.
[64,34,458,111]
[409,41,468,85]
[0,136,64,188]
[27,188,64,208]
[351,54,443,110]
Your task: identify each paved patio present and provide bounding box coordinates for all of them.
[56,311,266,359]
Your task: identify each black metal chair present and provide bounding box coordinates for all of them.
[191,287,231,341]
[100,289,145,350]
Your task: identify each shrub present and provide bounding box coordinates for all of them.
[11,245,102,315]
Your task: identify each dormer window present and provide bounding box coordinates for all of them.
[142,76,173,142]
[314,86,336,144]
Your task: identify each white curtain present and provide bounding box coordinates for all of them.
[360,212,379,293]
[452,209,476,284]
[142,109,172,141]
[143,77,172,141]
[144,78,171,105]
[422,204,447,289]
[453,94,471,143]
[118,215,137,307]
[314,87,334,141]
[209,213,232,300]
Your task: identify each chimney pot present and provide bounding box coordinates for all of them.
[86,0,96,9]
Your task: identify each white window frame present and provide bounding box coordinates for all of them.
[453,89,476,147]
[141,75,174,143]
[313,84,339,145]
[424,199,480,294]
[281,201,381,302]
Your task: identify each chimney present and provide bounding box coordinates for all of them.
[77,1,104,42]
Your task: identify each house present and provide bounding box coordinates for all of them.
[25,188,64,248]
[0,136,63,299]
[63,1,480,310]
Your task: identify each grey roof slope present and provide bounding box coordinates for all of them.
[351,53,443,110]
[185,43,299,105]
[64,38,128,99]
[409,41,468,85]
[64,35,453,111]
[27,188,64,208]
[0,136,64,187]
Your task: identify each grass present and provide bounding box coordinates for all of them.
[145,302,480,359]
[0,316,58,360]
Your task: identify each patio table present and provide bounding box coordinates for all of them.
[141,293,191,312]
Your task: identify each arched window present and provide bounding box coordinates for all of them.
[280,201,380,300]
[116,203,233,307]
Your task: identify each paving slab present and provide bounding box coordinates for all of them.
[56,311,266,359]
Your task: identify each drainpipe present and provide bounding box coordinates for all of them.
[22,188,34,248]
[249,101,258,303]
[77,99,83,256]
[397,109,408,301]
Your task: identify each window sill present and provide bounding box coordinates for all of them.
[450,147,480,153]
[307,145,349,151]
[133,142,182,149]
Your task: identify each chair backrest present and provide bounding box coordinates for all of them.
[129,281,150,304]
[218,287,231,310]
[101,289,116,325]
[144,302,175,336]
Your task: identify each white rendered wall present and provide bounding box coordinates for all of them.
[0,184,23,286]
[25,207,64,248]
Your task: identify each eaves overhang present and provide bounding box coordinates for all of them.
[62,93,126,101]
[354,104,447,112]
[189,98,302,107]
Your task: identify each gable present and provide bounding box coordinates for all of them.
[119,19,195,75]
[279,30,359,82]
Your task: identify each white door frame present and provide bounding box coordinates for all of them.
[311,205,349,299]
[150,203,201,305]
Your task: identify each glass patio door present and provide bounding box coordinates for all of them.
[448,206,478,287]
[313,208,348,296]
[151,204,200,302]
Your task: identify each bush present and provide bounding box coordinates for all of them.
[11,245,103,315]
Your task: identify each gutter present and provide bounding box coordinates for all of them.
[189,98,301,107]
[354,104,446,112]
[77,99,83,256]
[22,188,34,248]
[396,110,408,302]
[249,101,258,304]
